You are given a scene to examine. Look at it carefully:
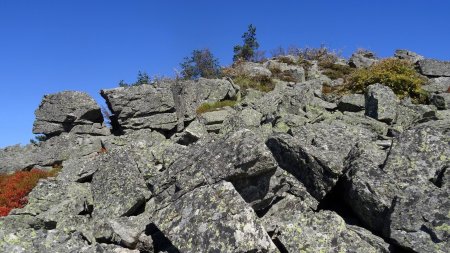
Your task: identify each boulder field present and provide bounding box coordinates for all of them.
[0,51,449,253]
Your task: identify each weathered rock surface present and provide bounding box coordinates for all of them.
[33,91,105,136]
[365,83,399,124]
[431,93,450,110]
[151,181,278,252]
[91,149,150,219]
[101,84,177,132]
[423,77,450,94]
[418,59,450,77]
[262,194,390,253]
[0,134,104,173]
[394,49,424,63]
[2,53,450,253]
[235,62,272,79]
[338,94,365,112]
[267,120,377,200]
[349,50,378,68]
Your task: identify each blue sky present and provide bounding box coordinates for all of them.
[0,0,449,147]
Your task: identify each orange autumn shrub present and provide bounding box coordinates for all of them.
[0,168,59,216]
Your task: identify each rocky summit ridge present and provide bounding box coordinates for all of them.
[0,49,449,253]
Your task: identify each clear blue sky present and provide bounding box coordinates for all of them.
[1,0,449,148]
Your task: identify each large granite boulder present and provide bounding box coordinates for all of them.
[261,194,390,252]
[151,129,278,203]
[33,91,105,136]
[101,79,237,133]
[343,120,450,251]
[267,120,377,200]
[150,181,278,252]
[91,148,151,219]
[423,77,450,94]
[365,84,399,124]
[100,83,178,133]
[418,59,450,77]
[337,94,365,112]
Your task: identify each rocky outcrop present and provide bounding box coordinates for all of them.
[1,51,450,253]
[101,79,237,134]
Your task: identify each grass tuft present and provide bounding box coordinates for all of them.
[196,100,238,114]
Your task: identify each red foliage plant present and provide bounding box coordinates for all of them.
[0,168,59,216]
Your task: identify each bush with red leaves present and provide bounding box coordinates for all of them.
[0,168,59,216]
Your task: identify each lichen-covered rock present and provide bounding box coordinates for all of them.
[389,185,450,253]
[232,167,319,213]
[199,109,232,133]
[93,215,150,249]
[91,148,151,219]
[261,194,390,253]
[418,59,450,77]
[174,78,237,123]
[0,134,104,173]
[151,181,278,252]
[101,83,177,132]
[33,91,104,136]
[365,83,399,124]
[150,129,277,204]
[337,94,365,112]
[267,121,377,200]
[220,107,264,135]
[343,120,450,251]
[0,227,92,253]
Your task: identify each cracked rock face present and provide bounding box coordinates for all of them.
[33,91,104,136]
[151,181,278,252]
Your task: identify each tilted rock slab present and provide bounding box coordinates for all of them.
[344,120,450,252]
[0,133,104,173]
[151,181,278,252]
[267,120,377,200]
[261,194,390,252]
[91,148,150,219]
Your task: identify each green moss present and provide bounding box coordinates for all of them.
[319,61,354,80]
[233,75,275,93]
[346,58,428,103]
[196,100,238,115]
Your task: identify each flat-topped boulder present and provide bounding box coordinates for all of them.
[33,91,105,136]
[418,59,450,77]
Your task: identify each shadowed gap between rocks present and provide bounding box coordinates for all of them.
[317,177,414,253]
[145,223,180,253]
